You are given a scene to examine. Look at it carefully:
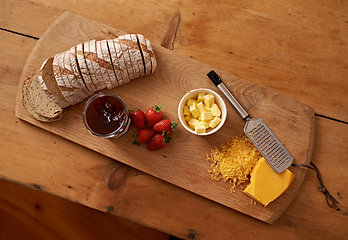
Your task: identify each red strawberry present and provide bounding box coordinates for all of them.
[133,129,155,145]
[153,119,178,134]
[146,105,162,127]
[131,109,146,129]
[147,133,170,151]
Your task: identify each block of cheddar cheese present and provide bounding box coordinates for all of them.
[243,157,294,206]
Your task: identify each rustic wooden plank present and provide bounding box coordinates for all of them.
[0,180,169,240]
[14,12,314,223]
[0,30,346,240]
[0,2,347,240]
[1,0,347,122]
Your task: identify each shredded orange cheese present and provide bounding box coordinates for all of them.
[207,134,262,192]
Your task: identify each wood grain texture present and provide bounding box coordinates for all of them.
[14,12,314,223]
[0,26,347,240]
[0,180,170,240]
[1,0,347,122]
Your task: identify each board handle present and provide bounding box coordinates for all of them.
[207,70,249,120]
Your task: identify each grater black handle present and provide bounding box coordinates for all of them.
[207,70,250,120]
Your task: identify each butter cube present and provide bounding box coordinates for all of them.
[188,118,199,129]
[204,94,215,108]
[198,121,209,128]
[189,103,200,118]
[187,98,198,106]
[183,105,190,115]
[211,103,221,117]
[184,115,191,123]
[209,117,221,129]
[195,123,206,134]
[197,92,205,102]
[196,102,206,114]
[201,111,213,121]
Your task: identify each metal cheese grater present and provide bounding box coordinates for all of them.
[207,70,294,173]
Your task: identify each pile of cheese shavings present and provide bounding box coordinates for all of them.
[207,134,262,192]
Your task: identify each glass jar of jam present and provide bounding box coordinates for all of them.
[83,92,131,138]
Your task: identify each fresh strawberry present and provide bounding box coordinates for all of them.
[147,133,170,151]
[146,105,163,127]
[153,119,178,134]
[133,129,155,145]
[130,109,146,129]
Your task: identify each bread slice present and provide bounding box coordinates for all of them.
[145,38,157,74]
[130,34,146,77]
[106,39,121,87]
[83,40,102,91]
[62,50,88,103]
[67,47,93,97]
[136,34,152,75]
[117,35,136,80]
[23,76,65,122]
[118,34,141,79]
[112,38,130,85]
[88,40,107,90]
[99,40,118,89]
[53,52,77,105]
[24,68,65,119]
[95,40,112,89]
[38,57,70,108]
[76,43,97,93]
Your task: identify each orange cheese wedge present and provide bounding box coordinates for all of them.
[244,157,294,206]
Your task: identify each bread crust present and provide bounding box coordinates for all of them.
[76,43,97,93]
[38,57,70,108]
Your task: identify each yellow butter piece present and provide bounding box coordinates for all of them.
[201,111,213,121]
[198,121,209,128]
[197,92,205,102]
[189,103,200,118]
[209,116,221,129]
[196,102,206,114]
[187,98,198,106]
[243,157,294,206]
[184,115,191,123]
[183,105,190,115]
[195,123,206,133]
[211,103,221,117]
[188,118,199,129]
[204,93,215,108]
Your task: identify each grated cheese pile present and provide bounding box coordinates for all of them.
[207,134,262,192]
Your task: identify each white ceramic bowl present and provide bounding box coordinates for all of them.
[178,88,227,136]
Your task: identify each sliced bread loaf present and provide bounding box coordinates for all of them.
[38,57,70,108]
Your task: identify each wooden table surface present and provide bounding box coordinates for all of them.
[1,1,347,239]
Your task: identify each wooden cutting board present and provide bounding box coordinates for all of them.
[15,11,315,224]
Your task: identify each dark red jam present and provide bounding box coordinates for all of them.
[85,95,126,135]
